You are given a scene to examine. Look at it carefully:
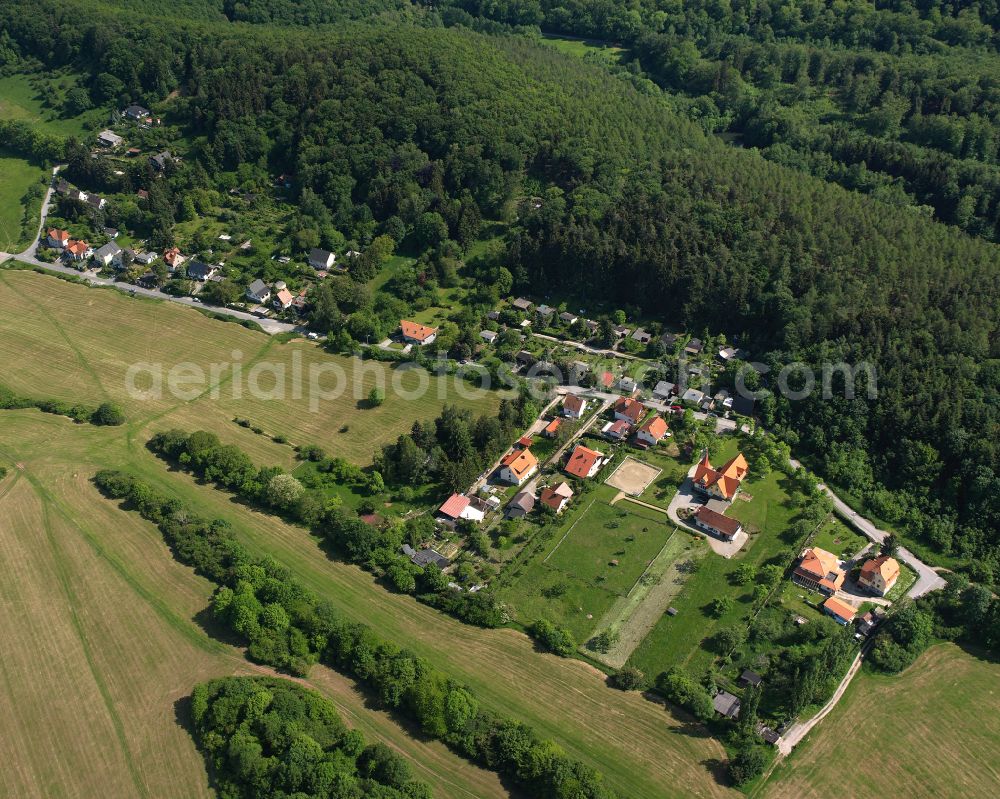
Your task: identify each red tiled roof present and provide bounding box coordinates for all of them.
[692,451,749,499]
[565,445,601,479]
[639,416,668,440]
[694,506,742,537]
[860,555,900,584]
[400,320,437,342]
[540,482,573,510]
[544,418,561,435]
[501,448,537,479]
[822,596,857,622]
[563,394,585,414]
[439,493,470,519]
[614,396,644,423]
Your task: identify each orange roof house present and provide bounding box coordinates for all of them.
[613,396,644,424]
[46,228,70,248]
[64,239,90,260]
[793,547,845,594]
[636,415,669,446]
[400,320,438,345]
[437,493,485,523]
[858,555,901,596]
[692,452,749,500]
[822,596,857,625]
[543,418,562,437]
[565,444,604,480]
[163,247,186,269]
[540,482,574,513]
[499,448,538,485]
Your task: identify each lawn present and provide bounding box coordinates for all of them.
[0,410,737,799]
[542,34,628,63]
[810,515,869,559]
[0,72,105,138]
[760,644,1000,799]
[627,467,804,678]
[0,267,501,466]
[0,151,46,251]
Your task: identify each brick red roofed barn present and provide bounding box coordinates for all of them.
[400,320,437,346]
[635,415,669,447]
[564,444,604,480]
[540,482,574,513]
[498,448,538,486]
[693,506,743,541]
[692,451,749,500]
[562,394,587,419]
[613,396,644,424]
[858,555,901,596]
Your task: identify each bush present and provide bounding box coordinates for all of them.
[529,618,577,657]
[91,401,126,426]
[728,744,768,785]
[611,666,645,691]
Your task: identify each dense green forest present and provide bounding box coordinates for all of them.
[191,676,432,799]
[1,0,997,577]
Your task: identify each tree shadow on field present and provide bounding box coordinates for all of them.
[701,757,732,788]
[192,605,245,648]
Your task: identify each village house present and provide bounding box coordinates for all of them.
[822,596,857,625]
[137,271,159,289]
[93,240,121,267]
[498,448,538,486]
[46,228,70,249]
[653,380,675,400]
[636,415,669,447]
[613,396,644,424]
[437,493,485,524]
[163,247,186,272]
[693,505,743,541]
[559,311,578,326]
[515,350,536,369]
[565,444,605,480]
[738,670,763,689]
[103,227,119,239]
[246,279,271,304]
[308,247,336,270]
[402,544,450,569]
[692,452,749,501]
[614,324,631,339]
[543,418,562,438]
[793,547,846,595]
[480,329,498,344]
[684,338,704,356]
[63,240,92,262]
[681,387,706,405]
[617,375,637,393]
[86,193,107,210]
[186,260,216,282]
[124,104,150,121]
[858,555,901,596]
[540,482,574,513]
[713,691,741,719]
[511,297,533,312]
[273,287,295,310]
[631,328,652,345]
[562,394,588,419]
[400,320,438,346]
[505,490,536,519]
[134,251,158,267]
[97,129,123,147]
[602,419,631,441]
[149,151,172,171]
[536,304,555,322]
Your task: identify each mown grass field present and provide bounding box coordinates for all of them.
[0,414,508,799]
[0,267,501,466]
[0,411,736,799]
[0,72,105,137]
[0,272,736,798]
[760,644,1000,799]
[0,152,45,251]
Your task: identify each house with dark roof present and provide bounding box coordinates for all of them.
[732,395,756,417]
[738,669,763,688]
[402,544,450,569]
[684,338,704,356]
[631,328,651,344]
[93,241,121,267]
[308,248,335,270]
[186,260,216,281]
[505,490,536,519]
[713,691,741,719]
[149,151,172,170]
[246,279,270,303]
[124,104,150,121]
[653,381,675,400]
[97,129,123,147]
[511,297,533,312]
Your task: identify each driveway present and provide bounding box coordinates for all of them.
[663,464,747,558]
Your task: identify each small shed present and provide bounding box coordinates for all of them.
[713,691,741,719]
[738,669,763,689]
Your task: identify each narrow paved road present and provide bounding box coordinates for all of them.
[789,459,944,599]
[0,166,296,335]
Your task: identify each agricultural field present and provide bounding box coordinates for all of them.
[0,410,736,799]
[760,645,1000,799]
[0,267,502,465]
[0,152,46,252]
[0,414,507,799]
